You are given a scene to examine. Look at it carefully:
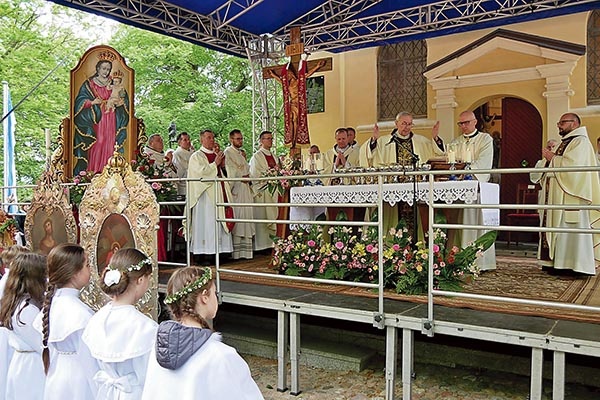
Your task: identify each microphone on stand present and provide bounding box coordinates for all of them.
[386,129,399,145]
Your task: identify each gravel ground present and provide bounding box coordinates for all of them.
[245,354,600,400]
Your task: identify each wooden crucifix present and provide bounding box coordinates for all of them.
[262,27,332,155]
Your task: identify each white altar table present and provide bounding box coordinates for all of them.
[290,181,499,226]
[290,181,500,270]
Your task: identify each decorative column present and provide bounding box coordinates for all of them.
[538,62,577,136]
[430,79,459,141]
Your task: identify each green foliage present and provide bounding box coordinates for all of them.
[0,0,101,198]
[272,216,495,294]
[0,1,254,200]
[109,26,253,153]
[131,152,178,202]
[69,170,97,206]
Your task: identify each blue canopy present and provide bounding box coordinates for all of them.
[48,0,598,57]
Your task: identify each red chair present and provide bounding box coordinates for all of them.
[506,183,540,247]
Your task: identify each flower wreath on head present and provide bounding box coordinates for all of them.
[104,258,153,287]
[164,267,212,305]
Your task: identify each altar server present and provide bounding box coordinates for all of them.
[83,248,157,399]
[35,244,99,400]
[142,266,263,400]
[0,253,47,400]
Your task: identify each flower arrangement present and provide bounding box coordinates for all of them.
[131,151,178,202]
[274,211,378,283]
[69,170,97,206]
[261,165,304,196]
[272,216,497,295]
[383,225,495,295]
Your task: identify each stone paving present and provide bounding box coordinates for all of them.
[246,355,599,400]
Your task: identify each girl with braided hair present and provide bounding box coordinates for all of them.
[33,243,98,399]
[0,245,28,400]
[0,253,47,400]
[141,266,263,400]
[82,248,157,400]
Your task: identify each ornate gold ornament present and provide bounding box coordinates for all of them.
[24,169,78,255]
[79,149,160,319]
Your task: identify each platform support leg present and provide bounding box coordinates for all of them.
[530,347,543,400]
[552,351,565,400]
[402,328,414,400]
[385,326,397,400]
[290,312,301,395]
[276,311,289,392]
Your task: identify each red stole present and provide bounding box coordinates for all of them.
[202,150,234,231]
[265,153,277,169]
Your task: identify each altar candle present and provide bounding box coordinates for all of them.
[464,148,472,163]
[447,150,456,164]
[315,156,324,171]
[45,128,51,160]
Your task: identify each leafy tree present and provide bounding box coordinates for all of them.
[109,26,253,154]
[0,1,267,202]
[0,0,102,198]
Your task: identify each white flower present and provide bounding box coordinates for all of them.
[104,269,121,287]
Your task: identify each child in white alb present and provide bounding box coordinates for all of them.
[34,243,99,400]
[141,266,264,400]
[82,248,157,400]
[0,246,28,400]
[0,253,47,400]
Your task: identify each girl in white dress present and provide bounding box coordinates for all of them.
[82,248,157,400]
[37,243,99,400]
[0,246,28,400]
[0,253,47,400]
[141,266,264,400]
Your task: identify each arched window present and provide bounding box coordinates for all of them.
[588,10,600,105]
[378,40,427,120]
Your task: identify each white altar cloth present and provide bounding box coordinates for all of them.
[290,181,499,226]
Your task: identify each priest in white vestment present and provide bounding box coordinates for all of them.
[187,130,233,255]
[172,132,194,195]
[358,112,437,236]
[537,113,600,275]
[143,134,177,178]
[432,110,496,271]
[224,129,255,260]
[359,112,436,169]
[322,128,360,184]
[249,131,279,251]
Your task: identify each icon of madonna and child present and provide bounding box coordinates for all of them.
[73,50,130,175]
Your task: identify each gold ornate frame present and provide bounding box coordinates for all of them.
[79,151,159,319]
[24,170,78,255]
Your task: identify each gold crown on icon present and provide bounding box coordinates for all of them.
[111,70,124,79]
[97,50,117,63]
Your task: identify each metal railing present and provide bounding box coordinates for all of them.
[3,163,600,331]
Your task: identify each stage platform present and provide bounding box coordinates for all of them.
[157,246,600,400]
[217,278,600,400]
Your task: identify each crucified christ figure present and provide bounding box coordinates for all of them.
[268,54,326,150]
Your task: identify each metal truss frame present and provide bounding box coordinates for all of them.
[51,0,260,57]
[297,0,599,52]
[245,35,284,151]
[53,0,598,57]
[208,0,265,30]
